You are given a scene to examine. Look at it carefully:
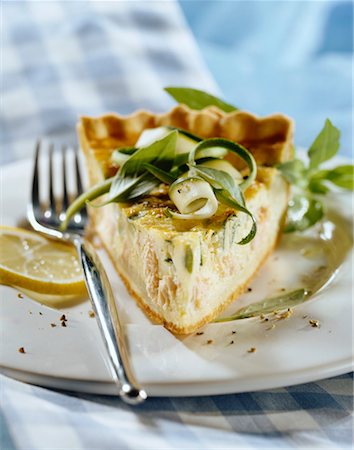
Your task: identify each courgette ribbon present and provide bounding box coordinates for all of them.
[168,177,218,220]
[188,138,257,191]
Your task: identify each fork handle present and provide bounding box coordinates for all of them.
[74,238,147,404]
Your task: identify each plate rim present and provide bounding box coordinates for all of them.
[2,356,353,397]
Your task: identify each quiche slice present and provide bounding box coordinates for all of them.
[76,104,293,334]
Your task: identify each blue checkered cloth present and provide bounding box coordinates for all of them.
[1,373,353,450]
[1,0,217,164]
[1,2,353,449]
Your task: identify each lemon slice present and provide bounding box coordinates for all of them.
[0,226,86,295]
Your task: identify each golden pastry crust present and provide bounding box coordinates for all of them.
[79,104,294,177]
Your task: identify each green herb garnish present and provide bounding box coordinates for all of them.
[108,131,178,203]
[308,119,340,169]
[63,126,257,243]
[184,245,194,273]
[278,119,354,232]
[142,163,177,185]
[164,87,238,112]
[214,289,308,322]
[61,177,113,230]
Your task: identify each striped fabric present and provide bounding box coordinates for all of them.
[1,0,217,164]
[1,373,353,450]
[1,2,353,449]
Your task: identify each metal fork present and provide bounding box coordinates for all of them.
[27,141,147,405]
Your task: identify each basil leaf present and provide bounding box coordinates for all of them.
[119,172,159,200]
[164,87,238,112]
[285,196,324,232]
[121,130,177,177]
[109,131,177,201]
[308,165,354,192]
[108,173,159,204]
[308,119,340,169]
[153,131,178,171]
[193,165,245,206]
[215,190,257,245]
[307,169,329,194]
[115,147,137,155]
[143,163,177,184]
[325,165,354,190]
[214,289,308,322]
[308,178,330,194]
[277,159,306,186]
[172,153,190,168]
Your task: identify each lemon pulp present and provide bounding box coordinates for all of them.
[0,226,86,295]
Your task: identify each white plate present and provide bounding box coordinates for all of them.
[1,157,353,396]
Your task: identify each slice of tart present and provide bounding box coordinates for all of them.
[74,104,293,334]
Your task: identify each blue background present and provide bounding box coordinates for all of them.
[179,0,353,155]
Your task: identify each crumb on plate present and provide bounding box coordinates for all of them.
[276,308,293,321]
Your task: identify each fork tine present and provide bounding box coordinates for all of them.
[48,144,56,215]
[31,141,41,207]
[74,146,88,222]
[61,144,69,212]
[74,146,84,196]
